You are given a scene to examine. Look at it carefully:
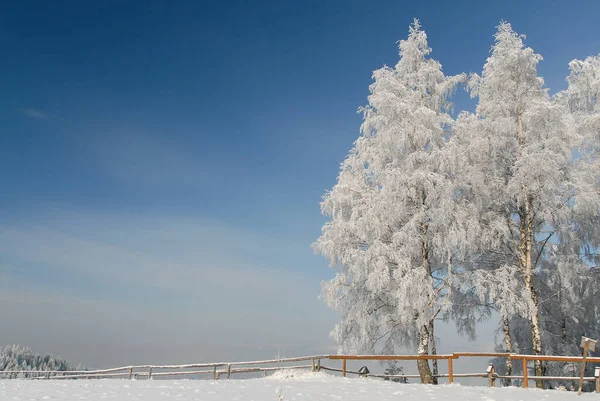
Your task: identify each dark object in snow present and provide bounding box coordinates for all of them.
[358,366,370,377]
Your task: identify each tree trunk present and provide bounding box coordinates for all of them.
[519,198,544,388]
[417,192,434,384]
[529,294,544,388]
[429,319,438,384]
[502,315,513,386]
[417,325,434,384]
[517,110,544,389]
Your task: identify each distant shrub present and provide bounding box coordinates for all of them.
[384,362,408,383]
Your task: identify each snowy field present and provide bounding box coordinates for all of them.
[0,372,595,401]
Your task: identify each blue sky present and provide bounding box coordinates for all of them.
[1,0,599,369]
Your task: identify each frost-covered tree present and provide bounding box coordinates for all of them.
[455,23,600,388]
[565,54,600,114]
[316,18,600,388]
[529,53,600,389]
[0,344,83,378]
[537,263,600,389]
[564,53,600,228]
[313,19,466,383]
[448,108,530,385]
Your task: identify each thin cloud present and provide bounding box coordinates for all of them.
[21,108,50,120]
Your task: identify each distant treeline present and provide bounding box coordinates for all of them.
[0,344,84,377]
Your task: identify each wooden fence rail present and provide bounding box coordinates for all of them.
[1,352,599,392]
[329,352,600,391]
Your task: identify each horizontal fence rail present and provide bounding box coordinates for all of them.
[1,352,599,392]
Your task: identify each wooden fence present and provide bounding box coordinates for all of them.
[331,352,600,391]
[1,352,599,392]
[0,355,329,381]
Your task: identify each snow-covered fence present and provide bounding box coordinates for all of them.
[2,352,600,391]
[0,355,329,381]
[329,353,491,384]
[507,354,600,389]
[329,352,600,390]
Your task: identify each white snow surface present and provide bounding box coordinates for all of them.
[0,372,594,401]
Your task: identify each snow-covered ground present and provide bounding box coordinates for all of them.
[0,372,594,400]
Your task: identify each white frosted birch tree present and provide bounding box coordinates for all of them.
[313,19,466,383]
[316,19,600,388]
[455,23,600,388]
[535,53,600,388]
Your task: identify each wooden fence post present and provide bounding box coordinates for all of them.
[128,367,133,380]
[487,364,496,387]
[342,358,347,377]
[148,367,153,380]
[213,366,217,380]
[594,367,600,393]
[579,337,597,395]
[522,359,528,388]
[263,370,267,377]
[311,359,316,372]
[448,358,454,384]
[227,364,231,379]
[317,359,321,372]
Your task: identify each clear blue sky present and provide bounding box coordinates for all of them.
[1,0,599,368]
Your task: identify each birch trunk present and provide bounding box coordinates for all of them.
[417,324,434,384]
[517,106,544,389]
[417,213,434,385]
[520,191,544,388]
[429,319,438,384]
[502,315,513,386]
[518,191,544,389]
